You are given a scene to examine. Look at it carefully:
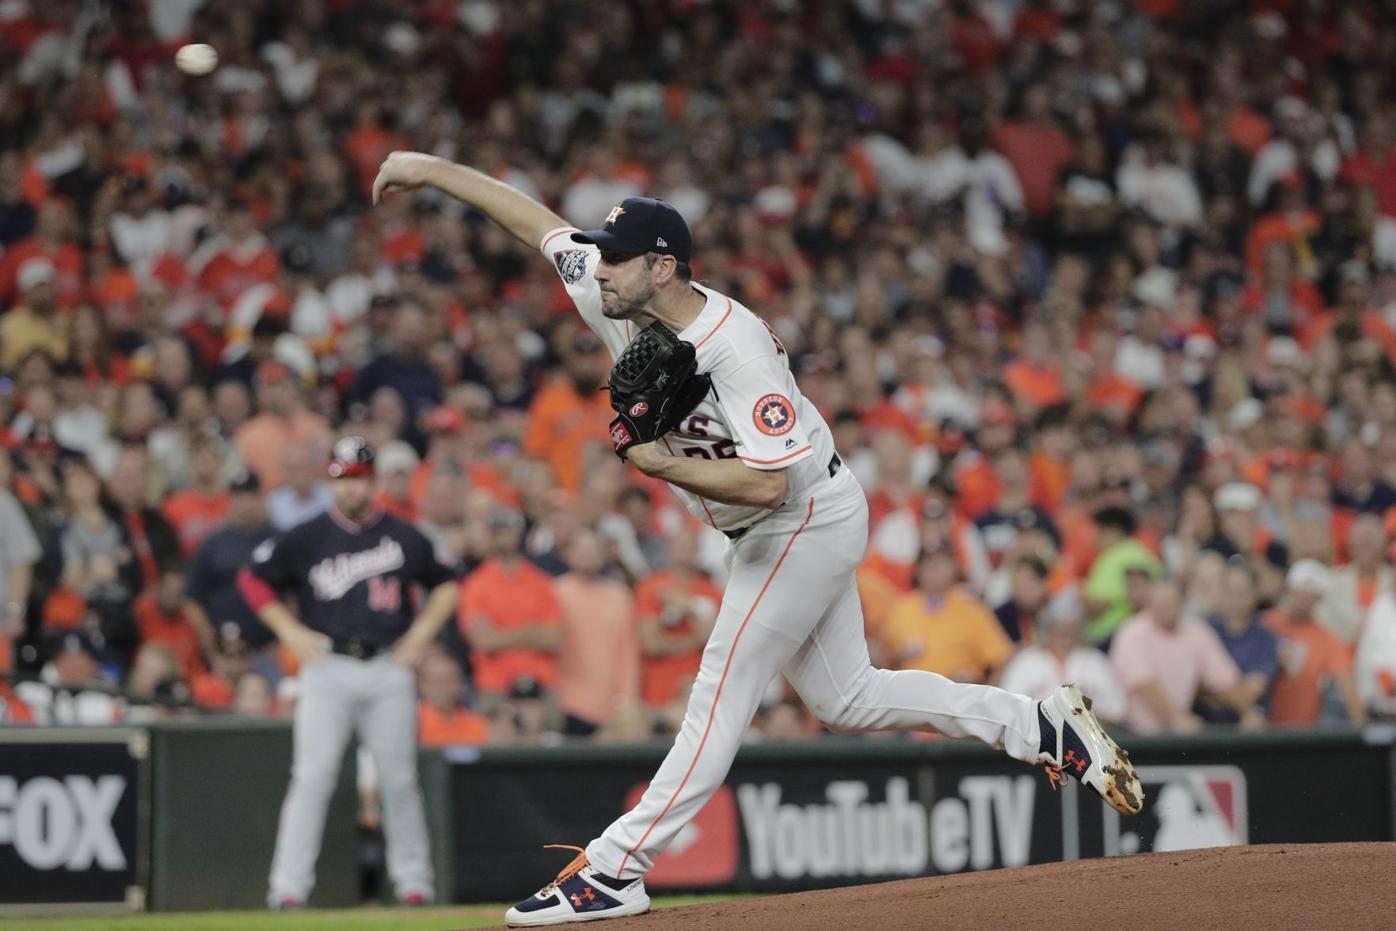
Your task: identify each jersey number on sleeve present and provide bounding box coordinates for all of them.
[677,415,738,460]
[367,576,401,613]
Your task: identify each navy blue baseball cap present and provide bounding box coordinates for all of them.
[572,197,693,263]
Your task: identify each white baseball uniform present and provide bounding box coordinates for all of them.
[541,225,1046,879]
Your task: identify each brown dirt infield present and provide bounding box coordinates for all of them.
[487,843,1396,930]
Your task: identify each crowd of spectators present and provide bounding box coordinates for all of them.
[4,0,1396,746]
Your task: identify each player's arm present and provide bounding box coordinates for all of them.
[625,443,788,510]
[372,152,563,250]
[1133,680,1202,732]
[236,536,328,664]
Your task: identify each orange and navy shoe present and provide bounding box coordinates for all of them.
[505,845,650,927]
[1037,684,1144,816]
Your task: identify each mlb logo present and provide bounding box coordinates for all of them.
[623,783,738,887]
[1103,765,1248,856]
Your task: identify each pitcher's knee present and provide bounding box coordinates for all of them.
[803,667,885,733]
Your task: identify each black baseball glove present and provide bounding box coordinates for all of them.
[606,322,712,458]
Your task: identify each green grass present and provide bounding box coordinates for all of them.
[2,895,741,931]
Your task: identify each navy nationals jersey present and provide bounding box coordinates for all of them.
[248,510,459,646]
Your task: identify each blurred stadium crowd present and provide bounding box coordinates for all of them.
[3,0,1396,745]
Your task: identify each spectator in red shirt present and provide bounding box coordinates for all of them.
[993,85,1074,219]
[162,434,230,558]
[193,198,280,311]
[133,567,212,681]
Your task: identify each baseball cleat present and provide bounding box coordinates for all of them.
[505,845,650,927]
[1037,683,1144,816]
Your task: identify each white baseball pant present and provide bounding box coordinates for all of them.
[586,468,1043,879]
[267,653,434,905]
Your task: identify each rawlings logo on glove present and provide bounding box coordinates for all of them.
[606,322,712,459]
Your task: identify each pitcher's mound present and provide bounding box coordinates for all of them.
[502,843,1396,931]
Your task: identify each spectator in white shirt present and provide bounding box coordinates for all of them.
[1356,591,1396,719]
[1116,129,1202,229]
[1319,514,1394,644]
[1000,599,1127,724]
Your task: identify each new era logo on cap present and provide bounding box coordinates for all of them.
[573,197,693,263]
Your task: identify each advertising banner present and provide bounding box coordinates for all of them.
[0,730,148,909]
[447,732,1393,901]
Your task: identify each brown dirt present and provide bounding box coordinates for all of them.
[484,843,1396,930]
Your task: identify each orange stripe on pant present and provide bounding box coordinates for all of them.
[616,497,816,876]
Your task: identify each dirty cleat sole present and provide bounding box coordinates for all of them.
[1040,684,1144,816]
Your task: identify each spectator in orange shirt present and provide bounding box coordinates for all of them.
[417,650,490,747]
[1002,319,1064,414]
[522,328,614,492]
[457,508,561,698]
[881,542,1015,683]
[162,434,230,558]
[233,361,332,490]
[1265,560,1366,726]
[555,527,639,735]
[133,568,212,681]
[634,527,721,709]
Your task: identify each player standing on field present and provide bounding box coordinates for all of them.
[373,152,1143,928]
[237,436,460,909]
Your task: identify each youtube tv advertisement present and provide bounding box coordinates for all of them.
[445,736,1391,901]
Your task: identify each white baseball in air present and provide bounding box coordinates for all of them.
[175,43,219,76]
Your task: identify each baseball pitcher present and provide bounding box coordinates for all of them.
[373,153,1143,927]
[237,436,460,909]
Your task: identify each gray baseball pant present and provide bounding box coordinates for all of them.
[267,653,434,905]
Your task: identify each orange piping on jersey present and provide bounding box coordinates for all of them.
[694,299,733,349]
[739,445,811,466]
[616,497,816,877]
[661,436,719,529]
[541,227,579,251]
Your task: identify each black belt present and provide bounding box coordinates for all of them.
[331,638,384,660]
[723,453,842,540]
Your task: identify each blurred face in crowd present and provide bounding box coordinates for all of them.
[1220,565,1256,624]
[1287,583,1322,619]
[1348,515,1386,570]
[226,488,265,531]
[916,548,958,597]
[564,331,609,393]
[120,383,161,438]
[392,304,431,357]
[23,277,57,315]
[255,375,296,417]
[62,461,102,510]
[565,527,606,577]
[1219,504,1256,549]
[331,474,373,520]
[1044,612,1082,657]
[1125,567,1154,612]
[233,673,274,717]
[213,381,252,432]
[282,442,323,496]
[1012,561,1049,612]
[488,512,525,560]
[109,447,149,509]
[156,571,184,613]
[419,652,464,711]
[189,441,222,488]
[1148,580,1183,632]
